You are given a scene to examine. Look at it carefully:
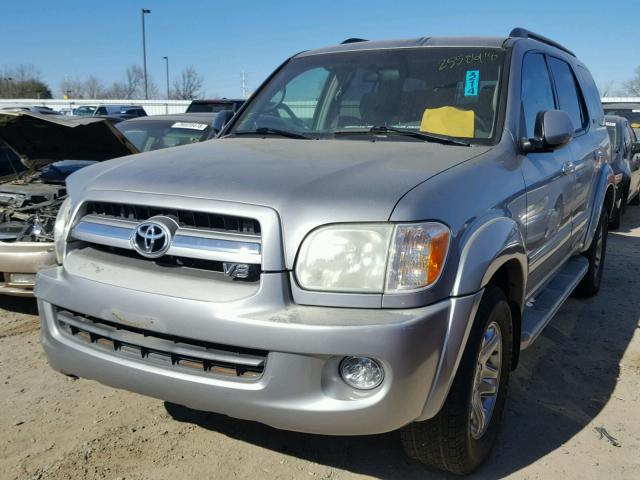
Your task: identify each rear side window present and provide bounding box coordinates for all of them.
[576,65,604,127]
[521,53,555,138]
[548,57,587,131]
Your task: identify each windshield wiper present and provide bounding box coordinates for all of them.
[335,126,471,146]
[232,127,311,140]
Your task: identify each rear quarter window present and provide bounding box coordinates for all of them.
[576,65,604,127]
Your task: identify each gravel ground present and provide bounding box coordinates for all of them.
[1,207,639,480]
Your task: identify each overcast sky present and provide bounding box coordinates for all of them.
[1,0,637,98]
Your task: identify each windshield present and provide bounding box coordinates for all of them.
[116,120,212,152]
[230,47,505,143]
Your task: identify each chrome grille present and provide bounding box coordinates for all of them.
[70,201,263,267]
[85,201,261,235]
[55,308,266,379]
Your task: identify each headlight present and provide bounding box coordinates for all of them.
[295,222,450,294]
[54,197,73,264]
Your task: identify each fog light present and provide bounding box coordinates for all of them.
[8,273,36,286]
[339,356,384,390]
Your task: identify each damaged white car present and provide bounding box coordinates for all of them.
[0,112,138,295]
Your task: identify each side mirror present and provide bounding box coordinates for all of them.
[521,110,574,153]
[211,109,235,136]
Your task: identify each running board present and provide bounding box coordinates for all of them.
[520,256,589,350]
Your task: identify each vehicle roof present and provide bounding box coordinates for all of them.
[118,112,216,123]
[190,99,244,103]
[97,104,144,108]
[603,103,640,109]
[604,115,629,126]
[295,36,509,57]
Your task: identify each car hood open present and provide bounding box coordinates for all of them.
[0,112,139,169]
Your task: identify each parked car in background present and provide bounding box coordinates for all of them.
[115,113,217,152]
[72,105,97,117]
[1,105,61,115]
[36,29,614,474]
[603,103,640,136]
[605,115,640,228]
[186,98,244,113]
[94,105,147,119]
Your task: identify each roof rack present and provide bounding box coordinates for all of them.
[341,38,368,44]
[509,28,575,57]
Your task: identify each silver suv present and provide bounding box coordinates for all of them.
[36,28,613,474]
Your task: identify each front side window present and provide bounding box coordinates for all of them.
[548,57,587,131]
[520,53,555,139]
[230,47,506,143]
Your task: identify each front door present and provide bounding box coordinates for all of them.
[519,52,575,296]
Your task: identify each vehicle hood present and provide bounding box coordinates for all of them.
[69,138,490,265]
[0,112,139,169]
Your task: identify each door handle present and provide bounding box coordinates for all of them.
[562,162,575,175]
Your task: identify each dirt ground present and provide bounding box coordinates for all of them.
[1,209,639,480]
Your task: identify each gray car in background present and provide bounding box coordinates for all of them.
[36,28,613,474]
[604,115,640,228]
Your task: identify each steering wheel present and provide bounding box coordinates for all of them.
[270,102,305,129]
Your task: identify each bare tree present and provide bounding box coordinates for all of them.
[621,66,640,96]
[172,66,204,100]
[59,77,86,98]
[83,75,105,99]
[102,65,159,99]
[597,80,615,98]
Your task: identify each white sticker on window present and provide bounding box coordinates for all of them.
[605,122,616,127]
[633,109,640,113]
[171,122,208,130]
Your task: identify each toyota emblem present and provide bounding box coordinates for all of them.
[131,221,171,258]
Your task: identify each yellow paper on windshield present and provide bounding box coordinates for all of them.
[420,106,474,138]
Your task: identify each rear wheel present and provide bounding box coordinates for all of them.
[574,207,607,297]
[609,200,621,230]
[400,287,513,475]
[620,183,630,215]
[630,187,640,205]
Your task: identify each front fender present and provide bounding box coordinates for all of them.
[417,216,527,420]
[452,215,527,305]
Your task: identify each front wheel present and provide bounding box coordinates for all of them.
[400,287,513,475]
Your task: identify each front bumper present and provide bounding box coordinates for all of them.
[0,241,55,296]
[36,266,482,435]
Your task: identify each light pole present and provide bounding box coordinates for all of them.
[141,8,151,100]
[162,56,170,100]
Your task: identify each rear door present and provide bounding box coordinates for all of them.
[520,52,575,295]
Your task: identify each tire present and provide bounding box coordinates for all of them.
[620,183,629,215]
[574,207,608,297]
[609,200,621,230]
[400,286,513,475]
[630,188,640,205]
